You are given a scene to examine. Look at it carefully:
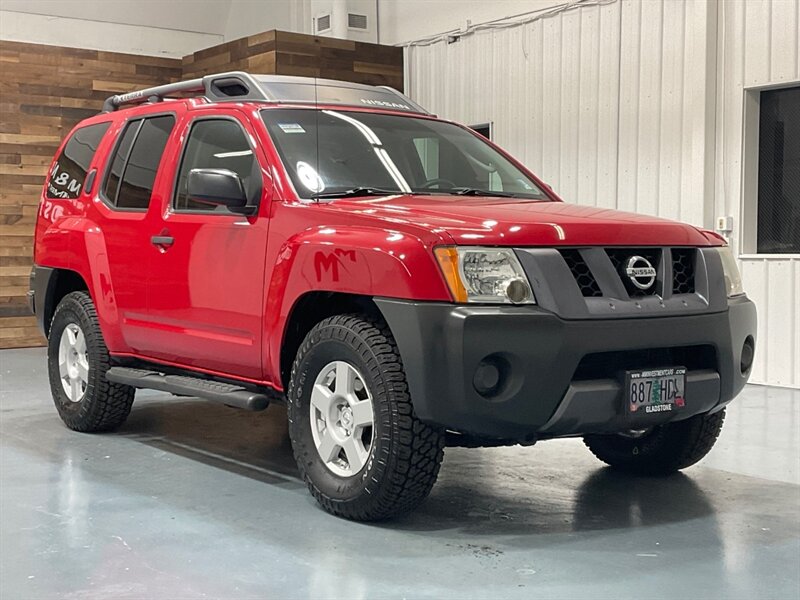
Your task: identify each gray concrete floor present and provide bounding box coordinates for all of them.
[1,348,799,600]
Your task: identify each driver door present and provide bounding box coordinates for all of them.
[142,108,270,380]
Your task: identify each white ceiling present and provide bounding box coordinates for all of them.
[1,0,575,51]
[0,0,234,35]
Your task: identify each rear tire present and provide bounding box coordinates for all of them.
[583,409,725,475]
[288,314,445,521]
[47,291,135,432]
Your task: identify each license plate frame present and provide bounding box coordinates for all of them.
[624,367,687,415]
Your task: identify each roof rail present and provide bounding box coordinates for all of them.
[101,72,267,112]
[101,71,431,115]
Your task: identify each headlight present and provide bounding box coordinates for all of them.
[715,246,744,297]
[434,246,535,304]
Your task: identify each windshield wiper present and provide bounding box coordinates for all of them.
[311,187,403,200]
[449,187,516,197]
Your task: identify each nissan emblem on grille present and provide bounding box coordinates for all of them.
[624,256,657,290]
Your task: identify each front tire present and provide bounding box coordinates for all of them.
[288,314,445,521]
[583,409,725,475]
[47,291,135,432]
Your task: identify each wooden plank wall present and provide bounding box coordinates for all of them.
[0,31,404,349]
[183,30,404,90]
[182,30,278,79]
[0,41,182,348]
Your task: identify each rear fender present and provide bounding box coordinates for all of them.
[36,213,126,351]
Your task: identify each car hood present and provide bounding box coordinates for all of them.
[324,195,716,247]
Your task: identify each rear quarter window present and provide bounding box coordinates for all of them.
[46,122,111,199]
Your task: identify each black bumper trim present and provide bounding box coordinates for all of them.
[538,370,720,436]
[375,297,756,440]
[29,265,56,336]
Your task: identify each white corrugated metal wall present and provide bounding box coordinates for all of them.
[715,0,800,387]
[405,0,800,388]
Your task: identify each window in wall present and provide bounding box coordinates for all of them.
[103,115,175,210]
[468,124,501,190]
[46,122,110,199]
[174,119,258,212]
[470,123,492,141]
[757,86,800,254]
[413,137,439,180]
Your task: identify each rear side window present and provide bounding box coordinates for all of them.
[46,122,110,199]
[104,122,138,204]
[103,115,175,210]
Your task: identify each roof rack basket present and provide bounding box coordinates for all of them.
[101,71,430,115]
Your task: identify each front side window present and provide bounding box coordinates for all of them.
[174,119,258,212]
[261,109,545,200]
[103,115,175,210]
[758,85,800,253]
[46,122,110,199]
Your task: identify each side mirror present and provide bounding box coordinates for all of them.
[187,168,252,213]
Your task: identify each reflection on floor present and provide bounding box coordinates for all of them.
[1,348,799,599]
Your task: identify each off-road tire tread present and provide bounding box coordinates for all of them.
[48,291,135,432]
[583,409,725,475]
[288,313,445,521]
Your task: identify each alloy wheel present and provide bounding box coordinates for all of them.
[58,323,89,402]
[309,360,375,477]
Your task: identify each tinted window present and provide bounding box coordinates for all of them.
[174,119,258,211]
[103,115,175,210]
[116,116,175,209]
[46,122,110,199]
[758,86,800,253]
[103,121,138,204]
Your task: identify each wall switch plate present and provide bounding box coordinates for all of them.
[716,215,733,233]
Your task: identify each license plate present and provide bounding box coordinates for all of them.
[625,367,686,414]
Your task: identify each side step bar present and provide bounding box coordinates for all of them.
[106,367,270,411]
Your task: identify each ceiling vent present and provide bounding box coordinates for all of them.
[315,13,331,34]
[347,13,368,30]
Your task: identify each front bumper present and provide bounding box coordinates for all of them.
[375,296,756,441]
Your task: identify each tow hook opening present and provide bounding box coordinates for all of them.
[741,336,755,374]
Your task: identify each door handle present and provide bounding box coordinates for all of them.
[151,235,174,247]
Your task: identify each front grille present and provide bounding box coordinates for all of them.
[560,250,602,297]
[573,345,717,380]
[671,248,696,294]
[606,248,662,297]
[557,247,699,300]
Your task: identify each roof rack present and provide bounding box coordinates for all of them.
[101,71,431,115]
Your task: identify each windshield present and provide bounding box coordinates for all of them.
[260,109,546,200]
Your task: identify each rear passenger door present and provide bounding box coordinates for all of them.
[96,113,176,352]
[142,109,270,380]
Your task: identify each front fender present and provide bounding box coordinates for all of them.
[265,224,452,383]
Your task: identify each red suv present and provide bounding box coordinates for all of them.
[30,72,756,520]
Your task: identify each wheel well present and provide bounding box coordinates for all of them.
[44,270,89,336]
[280,292,379,390]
